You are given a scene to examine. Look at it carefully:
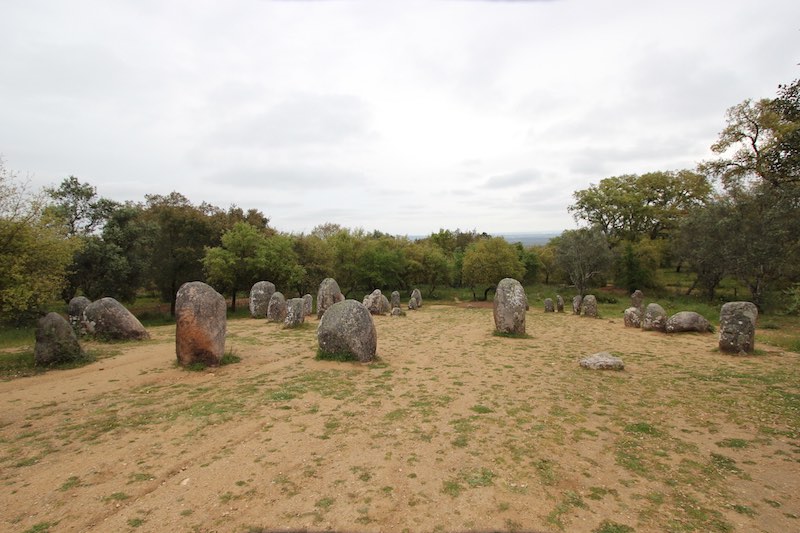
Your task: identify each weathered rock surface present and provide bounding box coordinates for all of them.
[362,289,386,315]
[284,298,306,328]
[390,291,401,309]
[35,312,83,366]
[303,294,313,316]
[666,311,711,333]
[82,297,150,341]
[380,294,391,314]
[623,307,643,328]
[408,297,418,310]
[572,295,583,315]
[317,278,345,318]
[68,296,91,333]
[556,295,564,313]
[544,298,555,312]
[631,289,644,313]
[642,303,667,332]
[579,352,624,371]
[582,295,598,318]
[317,300,377,362]
[719,302,758,354]
[267,292,288,322]
[249,281,276,318]
[175,282,226,366]
[391,307,405,317]
[493,278,527,335]
[411,288,422,308]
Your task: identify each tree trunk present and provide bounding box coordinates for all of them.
[483,286,495,301]
[169,279,177,316]
[231,288,237,312]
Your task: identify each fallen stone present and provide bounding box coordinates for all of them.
[579,352,624,371]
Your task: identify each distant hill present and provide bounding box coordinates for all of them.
[496,232,560,246]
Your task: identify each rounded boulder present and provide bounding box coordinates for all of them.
[35,312,84,366]
[317,300,377,362]
[82,297,149,341]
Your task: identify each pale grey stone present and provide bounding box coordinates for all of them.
[82,297,149,341]
[579,352,624,370]
[493,278,527,335]
[284,298,306,328]
[317,300,377,362]
[666,311,711,333]
[582,295,598,318]
[249,281,275,318]
[642,303,667,332]
[35,312,83,365]
[267,292,287,322]
[719,301,758,354]
[317,278,344,319]
[544,298,555,313]
[623,307,642,328]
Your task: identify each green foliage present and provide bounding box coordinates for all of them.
[570,170,710,242]
[462,237,524,299]
[614,239,661,292]
[0,160,79,322]
[315,348,359,362]
[554,228,613,296]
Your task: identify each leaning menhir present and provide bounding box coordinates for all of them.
[249,281,276,318]
[317,300,377,362]
[317,277,345,319]
[719,301,758,354]
[82,297,150,341]
[175,282,226,367]
[362,289,386,315]
[411,288,422,308]
[493,278,527,335]
[623,307,643,328]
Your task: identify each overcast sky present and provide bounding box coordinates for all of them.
[1,1,798,236]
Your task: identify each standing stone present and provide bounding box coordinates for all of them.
[544,298,555,313]
[665,311,711,333]
[631,289,645,313]
[572,295,583,315]
[317,278,345,319]
[556,295,565,313]
[411,288,422,308]
[317,300,377,362]
[362,289,386,315]
[493,278,527,335]
[267,292,288,322]
[582,295,598,318]
[719,302,758,354]
[175,282,226,367]
[303,294,313,316]
[35,312,84,366]
[623,307,643,328]
[642,303,668,332]
[68,296,91,334]
[380,294,391,314]
[390,291,401,309]
[408,297,419,310]
[390,307,405,317]
[82,297,150,341]
[284,298,306,328]
[249,281,276,318]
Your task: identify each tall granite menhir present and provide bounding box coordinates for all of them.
[493,278,527,335]
[175,281,226,367]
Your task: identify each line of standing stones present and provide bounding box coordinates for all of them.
[32,278,760,370]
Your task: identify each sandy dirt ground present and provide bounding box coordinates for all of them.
[1,303,799,533]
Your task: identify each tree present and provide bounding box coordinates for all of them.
[292,233,334,295]
[613,238,661,293]
[554,228,613,296]
[569,171,711,243]
[143,193,219,316]
[0,159,78,322]
[203,222,270,311]
[405,241,451,296]
[328,228,366,296]
[534,244,558,285]
[356,236,407,291]
[461,237,525,300]
[46,175,117,236]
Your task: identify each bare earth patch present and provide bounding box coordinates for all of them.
[1,305,799,532]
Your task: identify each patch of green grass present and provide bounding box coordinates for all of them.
[492,330,532,339]
[624,422,661,436]
[127,518,145,527]
[730,504,757,517]
[461,467,495,488]
[546,490,587,530]
[315,349,359,362]
[535,458,558,486]
[23,522,57,533]
[58,476,82,491]
[181,350,241,371]
[442,480,463,497]
[470,404,494,414]
[103,492,130,502]
[593,520,635,533]
[180,509,193,516]
[716,438,749,449]
[315,497,335,509]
